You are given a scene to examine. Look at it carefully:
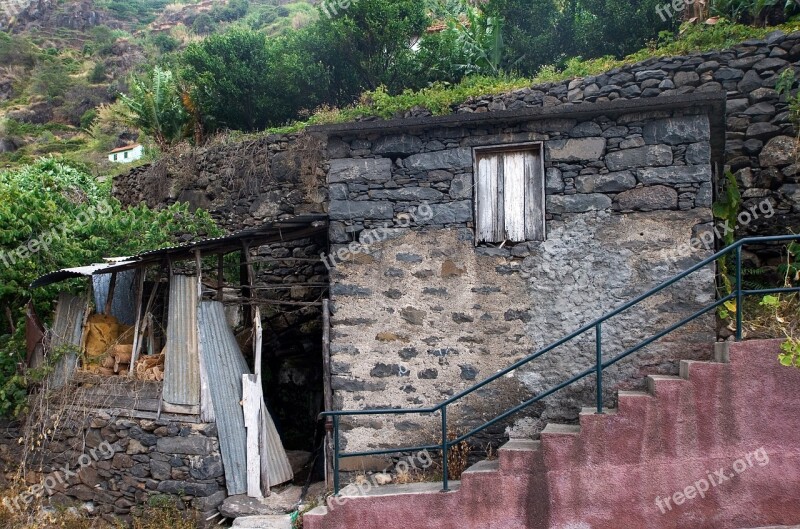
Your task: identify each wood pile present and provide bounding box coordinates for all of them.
[135,352,165,381]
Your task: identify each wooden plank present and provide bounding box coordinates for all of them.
[476,155,498,243]
[253,306,271,495]
[243,374,263,499]
[129,270,146,375]
[161,402,201,415]
[131,275,161,376]
[524,150,546,241]
[495,156,505,242]
[503,152,526,242]
[63,405,201,423]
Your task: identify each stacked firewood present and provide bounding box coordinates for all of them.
[135,352,165,381]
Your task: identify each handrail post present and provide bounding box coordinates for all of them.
[333,415,340,495]
[736,245,743,342]
[441,405,449,492]
[595,323,603,414]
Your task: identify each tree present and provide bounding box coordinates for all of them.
[180,29,272,131]
[0,158,219,416]
[117,67,189,147]
[311,0,431,96]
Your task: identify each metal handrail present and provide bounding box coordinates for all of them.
[321,234,800,494]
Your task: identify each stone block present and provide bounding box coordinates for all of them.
[156,436,212,456]
[643,116,710,145]
[760,136,796,167]
[373,135,423,156]
[546,194,612,214]
[616,185,678,211]
[328,158,392,183]
[637,165,711,185]
[546,138,606,162]
[404,148,472,171]
[329,200,394,220]
[574,171,636,193]
[605,145,673,171]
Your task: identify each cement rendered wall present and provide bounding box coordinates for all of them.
[324,105,718,452]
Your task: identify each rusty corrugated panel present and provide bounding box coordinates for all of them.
[25,301,45,369]
[163,274,200,406]
[93,270,137,325]
[198,300,248,495]
[49,292,87,389]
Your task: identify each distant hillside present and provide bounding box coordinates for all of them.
[0,0,317,170]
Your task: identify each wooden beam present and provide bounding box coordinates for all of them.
[129,269,146,374]
[240,243,253,326]
[217,253,225,302]
[130,272,161,376]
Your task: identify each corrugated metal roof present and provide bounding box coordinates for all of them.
[163,274,200,407]
[49,292,87,389]
[31,214,328,289]
[198,300,250,495]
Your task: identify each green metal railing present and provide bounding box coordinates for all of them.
[321,234,800,494]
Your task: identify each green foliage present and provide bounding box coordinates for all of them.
[311,0,431,94]
[151,33,180,54]
[29,59,73,101]
[711,0,800,23]
[780,337,800,367]
[0,32,39,68]
[191,13,217,35]
[712,170,742,248]
[88,62,107,84]
[0,157,220,416]
[713,170,742,296]
[211,0,250,22]
[118,67,189,146]
[95,0,172,26]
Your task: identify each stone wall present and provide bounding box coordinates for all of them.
[443,29,800,234]
[320,102,717,452]
[0,413,225,527]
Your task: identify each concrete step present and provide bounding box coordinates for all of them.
[714,341,730,363]
[498,439,540,473]
[646,374,688,396]
[462,458,499,476]
[579,407,616,416]
[232,514,292,528]
[617,390,653,414]
[541,423,581,436]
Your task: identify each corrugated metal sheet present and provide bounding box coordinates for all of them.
[31,214,328,289]
[163,275,200,406]
[49,292,87,389]
[198,300,249,495]
[93,270,137,325]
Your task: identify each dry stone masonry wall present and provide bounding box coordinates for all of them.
[322,103,717,452]
[0,414,225,527]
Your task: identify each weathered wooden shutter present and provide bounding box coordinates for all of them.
[476,148,544,243]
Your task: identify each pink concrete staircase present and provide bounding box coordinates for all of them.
[304,339,800,529]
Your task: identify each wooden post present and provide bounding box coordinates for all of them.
[253,307,263,381]
[322,299,334,487]
[240,243,253,326]
[104,272,118,315]
[242,374,263,498]
[130,272,161,376]
[195,250,203,302]
[217,253,225,302]
[129,269,146,375]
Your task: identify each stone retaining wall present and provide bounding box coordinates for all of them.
[0,412,225,527]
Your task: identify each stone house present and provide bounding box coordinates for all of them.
[311,93,724,452]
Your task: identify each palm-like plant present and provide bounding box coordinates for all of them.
[117,67,189,148]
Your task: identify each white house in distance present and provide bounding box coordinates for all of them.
[108,144,143,163]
